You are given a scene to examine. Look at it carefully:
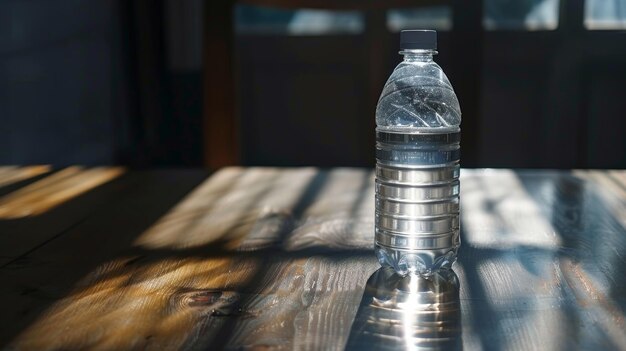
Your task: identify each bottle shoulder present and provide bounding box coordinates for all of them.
[376,61,461,129]
[389,61,451,86]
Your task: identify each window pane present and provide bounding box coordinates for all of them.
[585,0,626,29]
[235,4,363,35]
[387,6,452,32]
[483,0,560,30]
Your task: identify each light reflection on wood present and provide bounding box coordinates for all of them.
[573,170,626,229]
[6,168,626,350]
[135,167,319,250]
[460,170,626,350]
[0,166,51,188]
[460,169,561,249]
[0,167,124,219]
[284,168,374,251]
[9,167,379,350]
[12,256,260,350]
[559,257,626,349]
[459,170,568,351]
[226,256,378,350]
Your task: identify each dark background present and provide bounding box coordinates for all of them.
[1,0,625,169]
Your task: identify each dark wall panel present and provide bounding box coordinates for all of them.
[585,61,626,168]
[0,0,127,165]
[241,63,368,166]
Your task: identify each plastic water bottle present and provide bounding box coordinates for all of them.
[375,30,461,276]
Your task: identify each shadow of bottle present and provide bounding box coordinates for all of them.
[345,267,461,351]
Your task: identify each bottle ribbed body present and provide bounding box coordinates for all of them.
[374,129,460,276]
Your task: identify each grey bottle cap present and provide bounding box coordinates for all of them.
[400,29,437,50]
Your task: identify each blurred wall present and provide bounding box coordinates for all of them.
[1,1,625,169]
[0,0,204,167]
[0,0,131,165]
[235,1,626,169]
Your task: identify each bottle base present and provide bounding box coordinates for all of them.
[375,244,457,277]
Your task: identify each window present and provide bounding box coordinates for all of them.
[235,4,363,35]
[483,0,560,30]
[386,6,452,32]
[585,0,626,29]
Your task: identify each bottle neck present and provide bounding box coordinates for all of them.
[400,49,437,63]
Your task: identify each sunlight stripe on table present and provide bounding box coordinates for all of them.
[0,165,51,188]
[0,167,124,219]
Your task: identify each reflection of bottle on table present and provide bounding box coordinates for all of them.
[375,29,461,276]
[345,267,461,351]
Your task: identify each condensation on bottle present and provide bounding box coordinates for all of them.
[375,29,461,276]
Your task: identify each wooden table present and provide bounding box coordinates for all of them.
[1,167,625,350]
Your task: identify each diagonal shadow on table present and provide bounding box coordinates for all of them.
[457,171,626,351]
[5,169,626,350]
[518,171,626,349]
[0,170,212,345]
[3,169,377,350]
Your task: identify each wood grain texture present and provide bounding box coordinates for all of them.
[0,166,51,189]
[458,169,626,351]
[0,170,209,344]
[573,170,626,229]
[4,168,379,350]
[2,168,626,350]
[0,167,128,266]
